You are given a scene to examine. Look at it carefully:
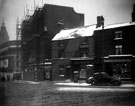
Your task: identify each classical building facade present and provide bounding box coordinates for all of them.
[21,4,84,81]
[0,40,21,80]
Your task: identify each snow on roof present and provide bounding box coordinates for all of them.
[52,22,135,41]
[104,22,135,29]
[52,25,97,41]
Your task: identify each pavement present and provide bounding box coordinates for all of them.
[12,79,135,87]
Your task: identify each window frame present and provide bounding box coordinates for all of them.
[114,31,123,40]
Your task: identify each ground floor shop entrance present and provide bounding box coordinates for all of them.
[52,58,94,81]
[22,61,52,81]
[71,58,94,80]
[104,55,135,80]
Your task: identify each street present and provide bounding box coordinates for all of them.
[0,81,135,106]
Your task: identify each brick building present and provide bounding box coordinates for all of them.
[52,25,96,81]
[21,4,84,81]
[52,22,135,81]
[94,22,135,79]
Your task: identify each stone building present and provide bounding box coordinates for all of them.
[0,40,21,80]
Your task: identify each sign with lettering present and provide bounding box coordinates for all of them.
[104,59,132,63]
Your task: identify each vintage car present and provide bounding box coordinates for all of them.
[86,72,121,86]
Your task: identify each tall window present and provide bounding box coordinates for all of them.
[115,45,122,55]
[80,39,89,57]
[80,48,89,57]
[58,40,65,58]
[58,50,64,58]
[114,31,122,40]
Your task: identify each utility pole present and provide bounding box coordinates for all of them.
[96,16,105,72]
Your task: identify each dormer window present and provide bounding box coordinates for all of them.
[114,31,122,40]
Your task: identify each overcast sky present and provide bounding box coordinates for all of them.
[0,0,135,40]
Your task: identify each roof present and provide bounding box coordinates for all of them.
[0,40,21,53]
[52,22,135,41]
[52,24,97,41]
[104,22,135,29]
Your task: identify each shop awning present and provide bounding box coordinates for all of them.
[104,54,134,63]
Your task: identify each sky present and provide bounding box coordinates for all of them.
[0,0,135,40]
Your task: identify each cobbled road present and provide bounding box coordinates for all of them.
[1,81,135,106]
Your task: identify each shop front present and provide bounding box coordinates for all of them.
[71,58,94,81]
[51,58,94,81]
[104,55,135,80]
[22,61,52,81]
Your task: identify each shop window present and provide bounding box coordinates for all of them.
[59,65,65,76]
[113,63,132,78]
[114,31,122,40]
[80,68,86,78]
[115,45,122,55]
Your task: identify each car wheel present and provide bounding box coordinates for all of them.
[86,80,89,84]
[86,80,91,84]
[91,80,97,85]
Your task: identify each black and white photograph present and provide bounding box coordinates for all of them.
[0,0,135,106]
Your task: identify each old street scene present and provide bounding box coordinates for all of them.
[0,0,135,106]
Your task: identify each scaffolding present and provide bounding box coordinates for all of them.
[16,18,22,72]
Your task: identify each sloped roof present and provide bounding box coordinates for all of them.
[52,22,135,41]
[104,22,135,29]
[52,25,97,41]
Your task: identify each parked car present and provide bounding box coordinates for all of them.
[86,72,121,86]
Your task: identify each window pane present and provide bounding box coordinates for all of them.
[59,65,65,75]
